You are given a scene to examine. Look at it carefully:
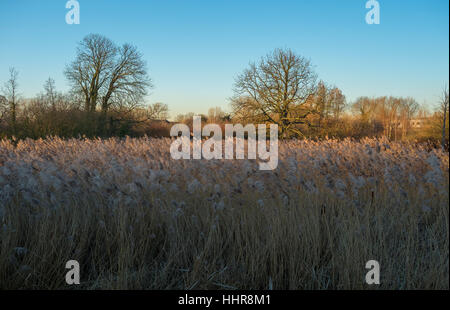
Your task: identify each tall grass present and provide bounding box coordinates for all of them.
[0,137,448,289]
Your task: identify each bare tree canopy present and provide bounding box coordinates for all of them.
[231,48,318,138]
[147,102,169,120]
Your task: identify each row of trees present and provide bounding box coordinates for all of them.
[1,36,448,148]
[0,68,169,139]
[351,96,420,140]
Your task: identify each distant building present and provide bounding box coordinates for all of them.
[152,119,171,124]
[409,118,426,128]
[396,118,427,129]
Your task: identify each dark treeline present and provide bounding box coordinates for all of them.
[0,78,169,139]
[1,35,448,148]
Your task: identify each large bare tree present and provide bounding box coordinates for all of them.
[65,34,116,113]
[64,34,151,134]
[231,48,317,138]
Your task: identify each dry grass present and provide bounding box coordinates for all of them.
[0,137,448,289]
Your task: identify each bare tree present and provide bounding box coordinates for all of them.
[43,77,58,110]
[231,48,317,138]
[313,81,328,128]
[352,97,377,124]
[64,34,151,134]
[2,67,20,135]
[328,87,346,120]
[440,84,449,150]
[147,102,169,120]
[207,106,226,123]
[175,112,195,123]
[65,34,116,113]
[398,97,419,140]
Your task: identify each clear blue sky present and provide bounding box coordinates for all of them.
[0,0,448,118]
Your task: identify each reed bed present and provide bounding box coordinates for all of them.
[0,137,448,289]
